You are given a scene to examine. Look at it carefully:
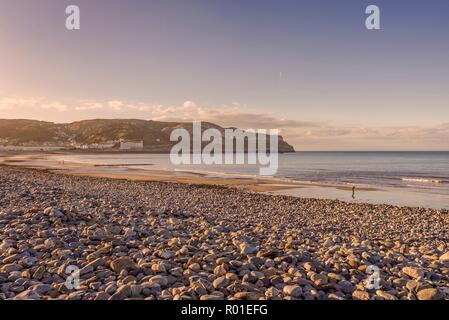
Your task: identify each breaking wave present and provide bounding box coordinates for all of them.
[401,177,447,184]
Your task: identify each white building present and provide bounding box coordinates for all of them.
[0,146,66,151]
[120,139,144,150]
[79,141,117,149]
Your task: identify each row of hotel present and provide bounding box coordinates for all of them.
[0,139,144,152]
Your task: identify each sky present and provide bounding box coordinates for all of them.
[0,0,448,150]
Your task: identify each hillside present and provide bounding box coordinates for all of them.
[0,119,295,153]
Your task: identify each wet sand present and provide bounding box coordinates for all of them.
[0,152,340,192]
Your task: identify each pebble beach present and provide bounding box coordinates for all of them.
[1,166,448,300]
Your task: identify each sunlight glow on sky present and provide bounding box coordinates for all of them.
[0,0,448,150]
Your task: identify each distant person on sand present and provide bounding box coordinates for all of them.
[352,186,356,199]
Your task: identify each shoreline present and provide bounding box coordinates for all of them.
[1,152,449,210]
[0,151,378,190]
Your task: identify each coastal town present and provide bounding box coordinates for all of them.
[0,139,144,152]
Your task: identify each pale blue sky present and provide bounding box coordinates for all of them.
[1,0,448,150]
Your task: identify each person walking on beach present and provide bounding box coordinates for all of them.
[352,186,356,199]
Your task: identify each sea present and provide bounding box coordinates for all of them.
[55,152,449,209]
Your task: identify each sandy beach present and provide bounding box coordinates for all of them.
[0,152,373,193]
[1,165,449,300]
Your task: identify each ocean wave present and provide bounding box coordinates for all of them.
[401,177,447,184]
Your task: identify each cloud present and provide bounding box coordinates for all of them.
[0,95,68,112]
[183,101,197,108]
[39,102,68,112]
[144,100,320,130]
[75,102,104,111]
[107,100,124,111]
[283,123,449,150]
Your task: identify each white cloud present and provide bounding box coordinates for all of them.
[40,102,68,112]
[183,100,197,108]
[107,100,124,111]
[0,95,68,112]
[75,102,104,111]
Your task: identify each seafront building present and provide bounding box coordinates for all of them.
[0,139,145,151]
[0,145,67,151]
[119,139,144,150]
